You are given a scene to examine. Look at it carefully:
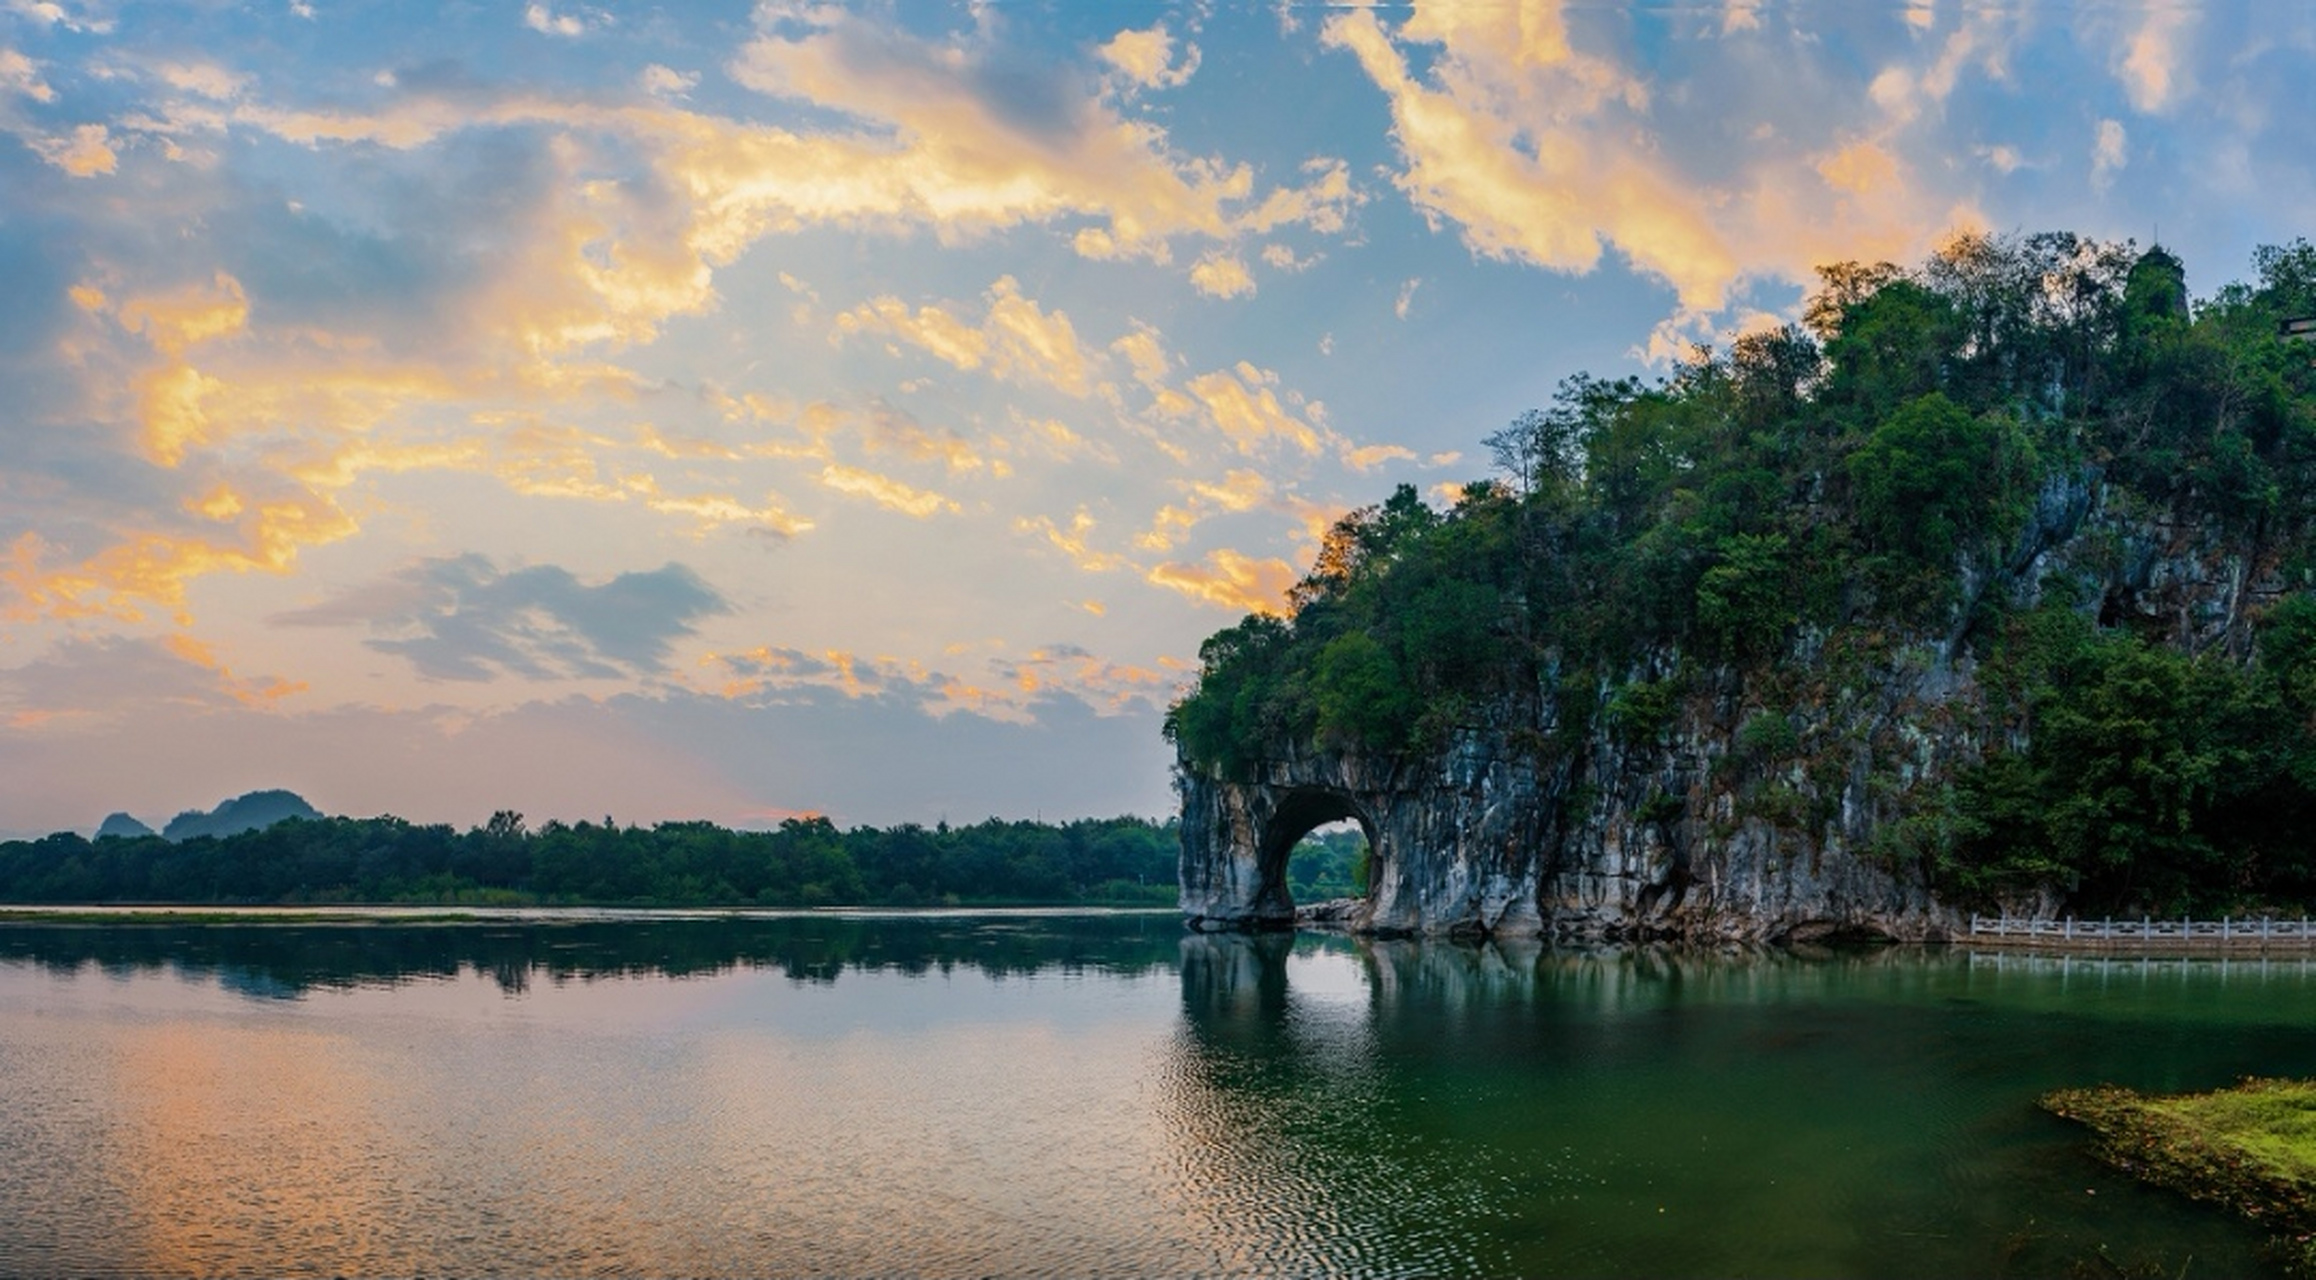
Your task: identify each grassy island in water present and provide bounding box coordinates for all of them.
[2044,1078,2316,1272]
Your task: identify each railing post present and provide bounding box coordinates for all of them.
[2065,917,2073,940]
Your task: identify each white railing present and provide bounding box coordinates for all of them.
[1968,915,2316,945]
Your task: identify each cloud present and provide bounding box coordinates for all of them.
[2116,5,2193,113]
[1322,2,1983,330]
[639,64,699,98]
[524,3,608,38]
[0,633,304,728]
[1976,143,2024,175]
[155,62,250,102]
[1342,443,1416,472]
[1145,548,1296,613]
[1017,508,1132,573]
[1188,251,1255,298]
[28,122,114,175]
[0,47,55,102]
[0,17,1365,636]
[835,275,1096,397]
[1137,468,1272,551]
[1099,24,1200,91]
[817,463,957,518]
[719,8,1352,264]
[703,638,1173,724]
[1183,362,1324,456]
[1394,276,1420,319]
[2092,117,2127,187]
[272,555,729,682]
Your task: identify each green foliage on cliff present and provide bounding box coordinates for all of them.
[1167,232,2316,915]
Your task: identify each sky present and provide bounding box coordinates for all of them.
[0,0,2310,836]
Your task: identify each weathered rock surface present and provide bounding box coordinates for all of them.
[1179,468,2290,942]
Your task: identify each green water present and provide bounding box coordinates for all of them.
[1,912,2309,1277]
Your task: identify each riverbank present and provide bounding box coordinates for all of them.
[2042,1078,2316,1274]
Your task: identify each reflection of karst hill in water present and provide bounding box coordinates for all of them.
[0,914,1182,999]
[1160,934,2316,1278]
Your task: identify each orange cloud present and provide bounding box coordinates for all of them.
[836,276,1096,397]
[1146,548,1297,614]
[1138,468,1272,551]
[4,488,359,623]
[1016,509,1130,573]
[817,463,956,518]
[1183,362,1324,455]
[117,272,249,353]
[160,633,309,706]
[1323,2,1982,332]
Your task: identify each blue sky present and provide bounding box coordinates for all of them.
[0,0,2310,834]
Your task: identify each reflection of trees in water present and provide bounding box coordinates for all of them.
[0,915,1182,999]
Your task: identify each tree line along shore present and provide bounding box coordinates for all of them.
[0,812,1194,909]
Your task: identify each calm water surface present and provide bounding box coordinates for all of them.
[1,911,2312,1278]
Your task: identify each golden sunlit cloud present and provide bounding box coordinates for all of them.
[1184,362,1324,455]
[1137,468,1273,552]
[1099,23,1200,91]
[1342,443,1417,472]
[1189,251,1256,298]
[1016,509,1131,573]
[116,271,248,353]
[4,491,360,623]
[707,9,1352,269]
[836,276,1097,397]
[817,463,957,518]
[1322,0,1990,339]
[1145,548,1297,614]
[160,633,308,706]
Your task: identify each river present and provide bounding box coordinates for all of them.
[0,910,2307,1277]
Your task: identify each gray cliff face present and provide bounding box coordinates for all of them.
[1178,670,1959,942]
[1179,469,2285,942]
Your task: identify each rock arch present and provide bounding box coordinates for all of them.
[1176,737,1550,937]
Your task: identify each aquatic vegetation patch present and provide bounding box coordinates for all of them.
[2043,1078,2316,1272]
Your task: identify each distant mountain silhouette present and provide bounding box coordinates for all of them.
[94,812,158,840]
[158,790,324,842]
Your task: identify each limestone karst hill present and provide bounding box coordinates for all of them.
[1170,233,2316,941]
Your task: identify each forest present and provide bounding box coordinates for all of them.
[0,812,1186,908]
[1168,233,2316,917]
